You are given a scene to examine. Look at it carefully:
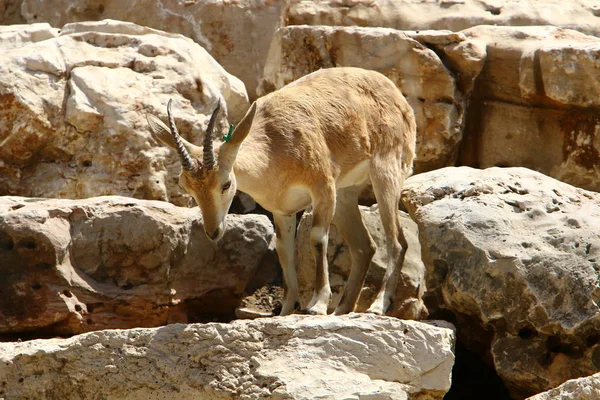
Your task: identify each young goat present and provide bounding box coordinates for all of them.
[147,67,419,317]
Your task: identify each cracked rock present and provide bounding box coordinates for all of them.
[0,20,248,206]
[0,314,456,400]
[402,166,600,398]
[0,196,274,337]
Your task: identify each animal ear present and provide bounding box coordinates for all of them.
[146,113,177,149]
[228,102,257,146]
[146,113,198,154]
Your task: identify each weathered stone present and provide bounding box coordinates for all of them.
[402,166,600,398]
[259,25,485,173]
[297,206,427,319]
[0,23,59,50]
[0,19,248,205]
[20,0,287,100]
[0,314,456,400]
[527,372,600,400]
[286,0,600,38]
[0,0,25,25]
[0,196,274,337]
[459,25,600,192]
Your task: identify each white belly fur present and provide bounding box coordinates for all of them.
[336,160,371,188]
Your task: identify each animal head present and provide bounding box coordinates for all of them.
[146,99,256,241]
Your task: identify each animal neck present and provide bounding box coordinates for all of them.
[230,140,269,195]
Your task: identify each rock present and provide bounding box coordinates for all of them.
[259,25,485,173]
[458,25,600,192]
[286,0,600,38]
[527,372,600,400]
[0,23,59,50]
[0,19,248,205]
[0,196,274,337]
[402,166,600,398]
[0,314,456,400]
[297,206,427,319]
[0,0,25,25]
[20,0,287,100]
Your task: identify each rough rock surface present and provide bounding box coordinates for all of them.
[527,372,600,400]
[0,314,456,400]
[20,0,287,100]
[0,22,58,49]
[0,20,248,205]
[459,25,600,192]
[0,0,25,25]
[286,0,600,38]
[402,166,600,398]
[297,206,427,319]
[0,196,274,337]
[259,25,485,173]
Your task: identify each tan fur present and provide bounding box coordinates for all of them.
[148,67,423,318]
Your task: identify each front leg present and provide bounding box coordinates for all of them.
[306,193,335,315]
[274,213,299,316]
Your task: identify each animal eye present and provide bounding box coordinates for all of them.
[222,181,231,193]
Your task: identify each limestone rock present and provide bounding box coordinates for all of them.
[0,196,274,337]
[527,372,600,400]
[0,314,456,400]
[402,166,600,398]
[0,19,248,205]
[20,0,287,100]
[459,25,600,192]
[286,0,600,38]
[0,23,59,50]
[259,25,485,173]
[297,206,427,319]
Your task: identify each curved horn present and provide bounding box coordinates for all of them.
[203,100,221,170]
[166,99,195,171]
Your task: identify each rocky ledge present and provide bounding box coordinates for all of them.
[0,314,456,400]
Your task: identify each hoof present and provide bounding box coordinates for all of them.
[306,304,328,315]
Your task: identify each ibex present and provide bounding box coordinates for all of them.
[147,67,421,317]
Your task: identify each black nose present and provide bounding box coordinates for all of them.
[207,228,221,241]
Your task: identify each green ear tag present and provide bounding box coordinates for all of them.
[222,124,234,142]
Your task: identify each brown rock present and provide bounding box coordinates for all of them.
[0,196,274,337]
[459,25,600,192]
[0,0,25,24]
[402,166,600,398]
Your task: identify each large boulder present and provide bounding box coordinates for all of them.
[0,196,274,337]
[402,166,600,398]
[0,314,456,400]
[0,20,248,205]
[20,0,287,100]
[459,25,600,192]
[296,206,427,319]
[286,0,600,38]
[259,25,485,173]
[527,372,600,400]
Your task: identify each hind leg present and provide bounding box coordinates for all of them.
[333,185,377,315]
[306,182,336,315]
[366,156,406,315]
